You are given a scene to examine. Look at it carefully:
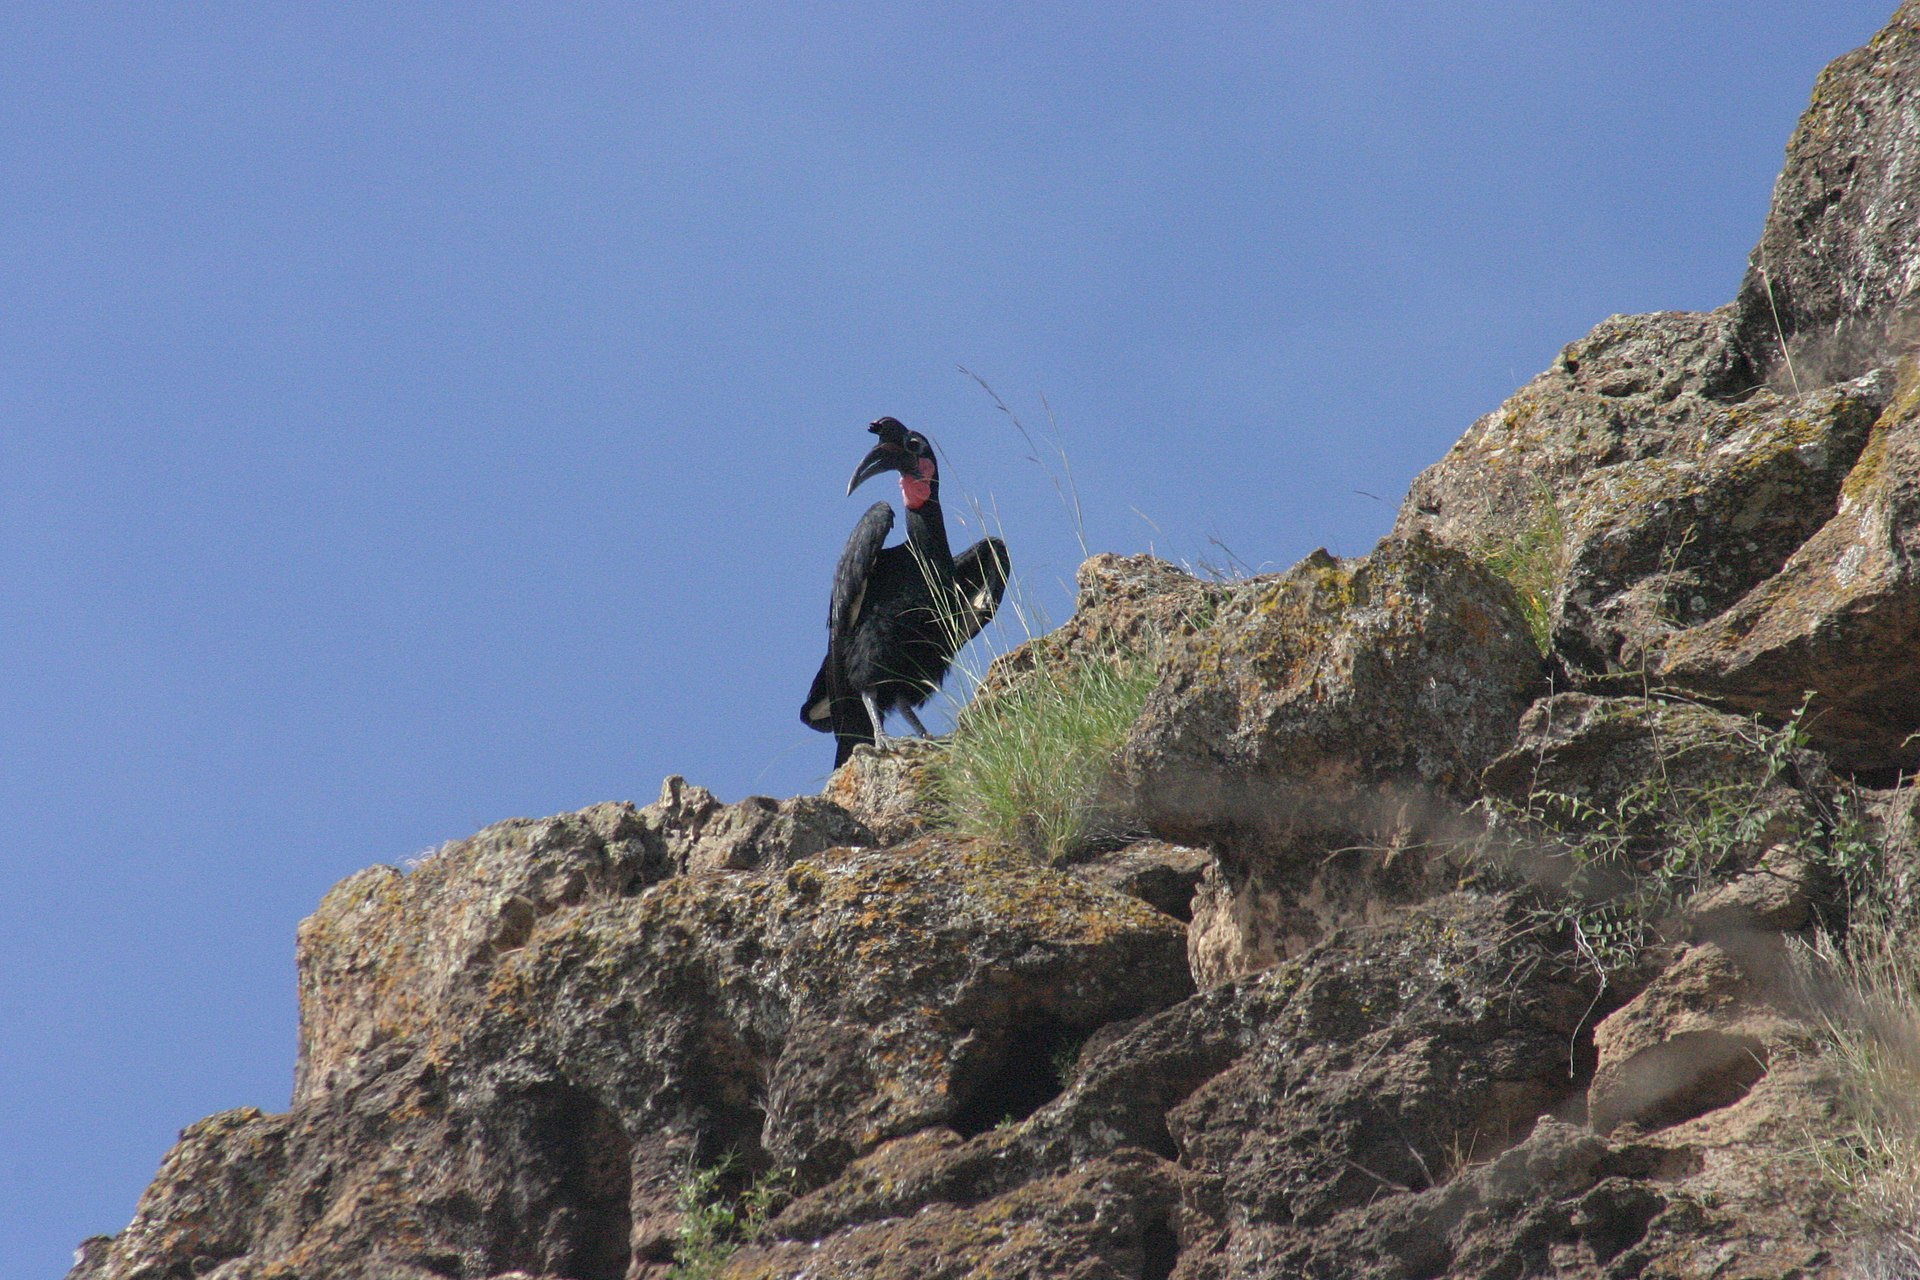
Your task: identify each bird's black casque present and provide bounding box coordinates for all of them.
[801,417,1010,767]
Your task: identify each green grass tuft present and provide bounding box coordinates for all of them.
[931,646,1158,865]
[1479,491,1568,657]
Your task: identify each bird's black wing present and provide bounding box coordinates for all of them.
[830,502,895,641]
[950,536,1011,646]
[800,655,837,733]
[800,501,896,734]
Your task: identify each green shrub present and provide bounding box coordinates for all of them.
[1479,697,1850,980]
[1487,772,1775,976]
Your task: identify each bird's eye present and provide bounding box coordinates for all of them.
[907,435,926,453]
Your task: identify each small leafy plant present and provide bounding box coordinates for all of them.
[667,1156,791,1280]
[1479,696,1851,981]
[1489,773,1770,976]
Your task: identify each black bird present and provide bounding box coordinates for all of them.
[801,418,1010,767]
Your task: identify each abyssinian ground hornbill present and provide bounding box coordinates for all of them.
[802,417,1010,767]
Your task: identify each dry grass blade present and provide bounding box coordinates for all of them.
[960,366,1089,560]
[1797,904,1920,1265]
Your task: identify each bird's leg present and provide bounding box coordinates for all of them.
[899,705,931,738]
[861,691,890,747]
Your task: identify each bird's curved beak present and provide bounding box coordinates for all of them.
[847,442,908,495]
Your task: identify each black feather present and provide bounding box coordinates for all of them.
[801,431,1010,768]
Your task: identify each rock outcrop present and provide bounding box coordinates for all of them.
[75,8,1920,1280]
[80,784,1191,1280]
[1396,6,1920,775]
[1116,532,1544,986]
[1729,0,1920,387]
[1656,370,1920,773]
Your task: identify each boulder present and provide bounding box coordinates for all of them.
[822,737,940,847]
[1730,0,1920,387]
[75,1109,290,1280]
[977,553,1229,700]
[1393,310,1894,688]
[1479,691,1841,984]
[1657,368,1920,774]
[1586,939,1796,1137]
[293,786,871,1107]
[1119,533,1543,843]
[1117,533,1543,983]
[1480,692,1829,851]
[1551,371,1889,676]
[1396,309,1750,560]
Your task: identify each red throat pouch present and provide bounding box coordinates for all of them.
[901,457,935,509]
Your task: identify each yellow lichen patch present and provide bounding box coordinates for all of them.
[1839,419,1895,509]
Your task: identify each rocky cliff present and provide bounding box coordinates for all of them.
[72,7,1920,1279]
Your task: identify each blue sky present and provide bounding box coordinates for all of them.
[2,4,1898,1273]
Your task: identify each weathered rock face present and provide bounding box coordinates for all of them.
[1730,0,1920,388]
[1552,371,1890,676]
[80,678,1857,1280]
[720,894,1606,1280]
[1066,840,1212,922]
[78,788,1190,1280]
[294,783,874,1108]
[821,738,939,847]
[1119,533,1543,841]
[1656,369,1920,774]
[1585,937,1793,1138]
[1115,533,1544,984]
[701,890,1830,1280]
[980,552,1230,698]
[1395,58,1920,774]
[1871,776,1920,927]
[1397,243,1920,771]
[79,1109,291,1279]
[1164,898,1606,1278]
[1397,309,1751,557]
